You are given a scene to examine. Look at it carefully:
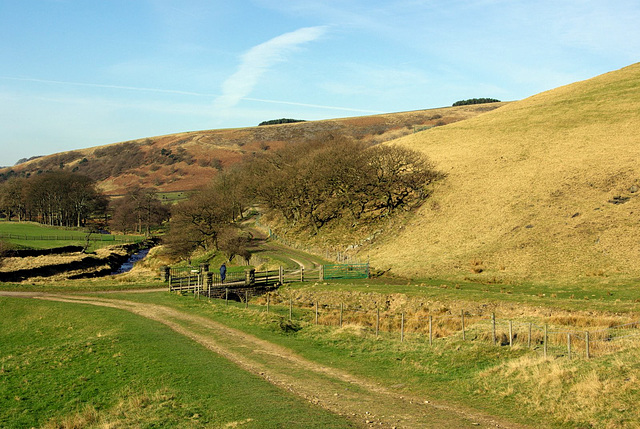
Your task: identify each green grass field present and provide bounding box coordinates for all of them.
[157,191,189,204]
[0,221,143,252]
[0,296,355,428]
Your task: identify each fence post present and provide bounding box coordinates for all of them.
[429,315,433,346]
[267,293,270,313]
[461,310,466,341]
[567,333,572,360]
[509,321,513,347]
[401,312,405,342]
[225,288,229,305]
[376,308,380,338]
[492,313,496,345]
[279,266,284,284]
[199,264,208,289]
[315,302,318,325]
[339,303,343,328]
[543,324,548,358]
[245,291,248,309]
[289,297,293,321]
[168,273,172,291]
[319,265,324,281]
[585,331,590,359]
[300,267,304,282]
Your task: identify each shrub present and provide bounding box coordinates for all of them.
[258,118,306,126]
[452,98,500,106]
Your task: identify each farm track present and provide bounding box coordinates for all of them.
[2,291,530,429]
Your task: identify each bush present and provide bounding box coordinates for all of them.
[452,98,500,106]
[258,118,306,126]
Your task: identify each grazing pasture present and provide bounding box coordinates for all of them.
[0,295,355,428]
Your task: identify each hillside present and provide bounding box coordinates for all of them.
[0,105,502,195]
[368,63,640,284]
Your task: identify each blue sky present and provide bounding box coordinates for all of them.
[1,0,639,166]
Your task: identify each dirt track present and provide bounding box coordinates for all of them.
[2,291,529,429]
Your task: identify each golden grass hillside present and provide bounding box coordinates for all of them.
[368,63,640,284]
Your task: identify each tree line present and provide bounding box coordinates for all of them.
[0,172,106,227]
[258,118,306,126]
[0,172,169,234]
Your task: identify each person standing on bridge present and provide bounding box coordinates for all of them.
[220,263,227,283]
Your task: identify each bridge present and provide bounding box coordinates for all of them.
[165,263,369,301]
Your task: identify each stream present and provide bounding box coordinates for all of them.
[111,247,151,275]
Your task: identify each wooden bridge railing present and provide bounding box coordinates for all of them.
[164,263,369,298]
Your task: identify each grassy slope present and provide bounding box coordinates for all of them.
[0,296,354,428]
[369,63,640,284]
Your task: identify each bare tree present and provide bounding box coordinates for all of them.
[247,136,443,233]
[110,187,169,235]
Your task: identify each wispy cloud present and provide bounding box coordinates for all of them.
[213,26,328,111]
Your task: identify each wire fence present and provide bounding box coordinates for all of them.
[195,290,640,360]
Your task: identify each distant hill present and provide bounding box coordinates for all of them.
[368,63,640,284]
[0,105,503,195]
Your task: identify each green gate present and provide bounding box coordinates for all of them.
[322,263,369,280]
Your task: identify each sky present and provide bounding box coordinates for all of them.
[1,0,639,167]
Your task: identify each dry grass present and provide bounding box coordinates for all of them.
[368,62,640,284]
[259,288,640,357]
[477,350,640,428]
[41,389,186,429]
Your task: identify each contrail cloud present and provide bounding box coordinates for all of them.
[213,26,328,111]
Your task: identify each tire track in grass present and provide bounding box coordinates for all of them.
[21,293,529,429]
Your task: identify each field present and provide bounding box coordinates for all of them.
[0,295,355,428]
[2,270,639,428]
[0,221,143,252]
